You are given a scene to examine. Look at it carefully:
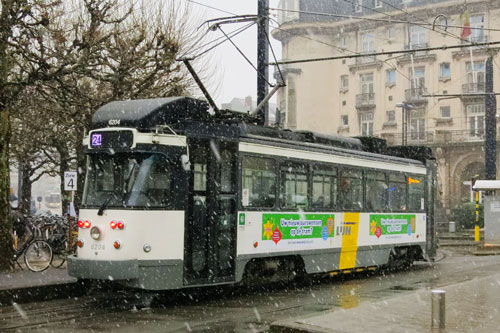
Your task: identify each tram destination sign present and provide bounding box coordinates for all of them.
[90,130,134,149]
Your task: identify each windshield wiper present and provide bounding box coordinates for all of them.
[97,193,115,216]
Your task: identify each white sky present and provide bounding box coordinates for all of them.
[188,0,281,106]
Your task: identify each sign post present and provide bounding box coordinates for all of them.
[64,171,78,250]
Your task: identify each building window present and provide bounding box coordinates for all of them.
[467,104,485,139]
[341,115,349,126]
[387,27,396,41]
[361,112,374,136]
[440,106,451,118]
[440,63,451,78]
[386,69,396,86]
[361,31,375,53]
[410,67,425,90]
[409,25,427,48]
[374,0,383,8]
[353,0,362,13]
[340,75,349,90]
[360,73,374,94]
[410,108,425,140]
[386,110,395,123]
[466,61,485,84]
[470,14,485,43]
[277,0,300,25]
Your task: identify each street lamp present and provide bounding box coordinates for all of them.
[396,102,414,145]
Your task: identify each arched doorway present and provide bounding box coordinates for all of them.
[459,162,484,203]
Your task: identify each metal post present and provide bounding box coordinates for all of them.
[475,188,480,242]
[257,0,269,125]
[431,290,446,329]
[402,105,407,146]
[485,56,496,180]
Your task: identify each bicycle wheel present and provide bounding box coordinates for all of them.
[24,240,53,272]
[51,241,68,268]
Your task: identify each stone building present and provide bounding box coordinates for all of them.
[273,0,500,213]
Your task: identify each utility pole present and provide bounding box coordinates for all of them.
[257,0,269,126]
[485,56,496,180]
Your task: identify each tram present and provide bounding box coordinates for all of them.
[67,97,437,290]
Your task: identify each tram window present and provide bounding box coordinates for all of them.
[194,163,207,191]
[280,163,308,209]
[339,170,363,210]
[95,158,115,192]
[312,166,337,209]
[408,175,425,211]
[365,171,387,211]
[388,173,407,210]
[241,156,276,208]
[145,158,172,207]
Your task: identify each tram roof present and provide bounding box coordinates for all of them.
[91,97,433,163]
[92,97,210,129]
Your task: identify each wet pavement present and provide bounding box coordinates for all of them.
[1,235,500,332]
[271,272,500,332]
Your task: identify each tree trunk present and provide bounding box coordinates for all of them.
[0,109,13,271]
[19,166,32,216]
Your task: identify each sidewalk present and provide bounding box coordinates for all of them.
[0,266,78,305]
[271,272,500,332]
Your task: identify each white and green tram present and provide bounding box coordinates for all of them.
[67,97,437,290]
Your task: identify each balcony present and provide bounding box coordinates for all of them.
[386,130,488,146]
[406,43,429,56]
[349,52,383,72]
[397,43,436,65]
[404,88,428,104]
[356,52,377,65]
[462,82,485,94]
[355,93,376,109]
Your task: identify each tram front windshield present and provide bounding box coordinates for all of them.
[83,152,177,208]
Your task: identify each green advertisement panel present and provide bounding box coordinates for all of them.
[262,213,335,243]
[369,214,416,237]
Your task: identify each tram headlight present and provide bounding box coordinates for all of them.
[143,244,151,253]
[90,226,101,240]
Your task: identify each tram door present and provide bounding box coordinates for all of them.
[184,138,238,285]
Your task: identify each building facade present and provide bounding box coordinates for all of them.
[273,0,500,212]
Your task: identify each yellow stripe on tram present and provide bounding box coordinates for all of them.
[339,212,360,270]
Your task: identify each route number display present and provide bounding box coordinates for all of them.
[64,171,77,191]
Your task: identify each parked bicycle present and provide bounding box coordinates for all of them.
[12,217,53,272]
[46,216,71,268]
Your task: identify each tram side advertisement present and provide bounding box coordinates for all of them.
[261,213,335,246]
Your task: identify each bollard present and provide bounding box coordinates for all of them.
[431,290,446,329]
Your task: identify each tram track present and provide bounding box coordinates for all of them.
[2,250,500,332]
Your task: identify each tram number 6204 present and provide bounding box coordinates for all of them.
[91,243,105,251]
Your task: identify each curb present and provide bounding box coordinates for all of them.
[0,281,81,306]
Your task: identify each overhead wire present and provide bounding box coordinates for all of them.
[268,7,500,33]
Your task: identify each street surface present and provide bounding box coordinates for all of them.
[1,247,499,332]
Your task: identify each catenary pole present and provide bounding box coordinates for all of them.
[485,56,496,180]
[257,0,269,125]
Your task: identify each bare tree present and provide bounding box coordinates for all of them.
[1,0,211,270]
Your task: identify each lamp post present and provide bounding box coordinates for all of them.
[396,102,414,145]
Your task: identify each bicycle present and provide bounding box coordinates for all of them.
[12,218,53,272]
[46,216,70,268]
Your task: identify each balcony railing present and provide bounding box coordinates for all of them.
[355,93,375,108]
[404,87,427,103]
[405,43,429,56]
[385,129,488,146]
[462,82,485,94]
[356,52,377,64]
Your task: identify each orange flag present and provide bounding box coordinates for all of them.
[461,10,471,39]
